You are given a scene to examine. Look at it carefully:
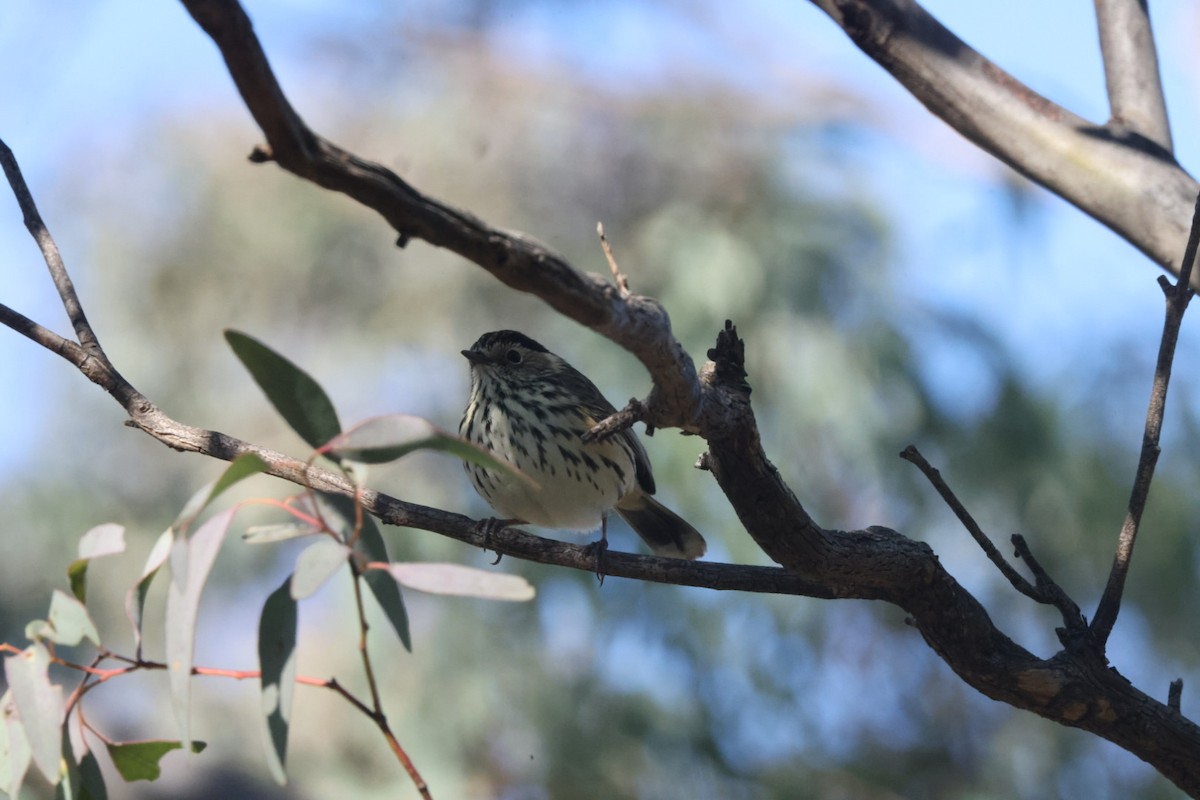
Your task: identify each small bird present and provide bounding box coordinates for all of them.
[459,330,706,560]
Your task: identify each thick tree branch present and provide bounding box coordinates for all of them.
[809,0,1198,286]
[1091,191,1200,645]
[696,324,1200,796]
[1094,0,1172,152]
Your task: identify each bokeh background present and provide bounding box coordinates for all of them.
[4,2,1200,798]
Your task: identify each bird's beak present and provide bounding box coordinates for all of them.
[462,349,489,365]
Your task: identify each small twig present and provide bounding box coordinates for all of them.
[596,222,630,297]
[1091,191,1200,648]
[582,397,646,443]
[900,446,1039,599]
[1170,679,1184,713]
[1010,534,1087,636]
[33,641,434,797]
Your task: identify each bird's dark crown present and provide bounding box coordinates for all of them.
[467,330,550,354]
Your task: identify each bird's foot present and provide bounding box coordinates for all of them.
[475,517,523,565]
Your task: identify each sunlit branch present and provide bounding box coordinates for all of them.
[1094,0,1173,152]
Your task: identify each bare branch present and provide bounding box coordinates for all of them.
[1094,0,1173,152]
[809,0,1197,285]
[0,139,105,356]
[1091,191,1200,646]
[1010,535,1087,638]
[179,0,705,432]
[900,446,1038,597]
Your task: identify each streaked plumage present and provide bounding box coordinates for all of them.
[459,330,706,560]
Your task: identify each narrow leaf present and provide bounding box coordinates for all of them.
[4,644,62,783]
[78,748,107,799]
[323,415,535,485]
[289,540,349,600]
[68,524,126,603]
[106,740,205,783]
[388,563,536,602]
[257,579,297,785]
[242,523,319,545]
[174,453,268,530]
[0,691,31,799]
[77,524,126,560]
[43,591,101,647]
[165,508,236,750]
[124,530,172,654]
[225,331,342,451]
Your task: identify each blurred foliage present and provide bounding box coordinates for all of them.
[2,3,1200,800]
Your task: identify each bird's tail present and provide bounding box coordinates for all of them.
[615,491,707,560]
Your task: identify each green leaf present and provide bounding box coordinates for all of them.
[165,508,236,750]
[4,644,62,783]
[324,416,534,485]
[226,331,342,452]
[77,748,107,799]
[289,539,349,600]
[319,493,412,652]
[124,530,172,655]
[174,453,268,528]
[257,579,297,785]
[105,740,205,783]
[39,591,101,647]
[68,524,126,603]
[0,691,31,799]
[387,563,536,602]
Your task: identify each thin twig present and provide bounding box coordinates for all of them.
[1170,679,1184,713]
[900,446,1039,599]
[597,222,630,297]
[582,397,646,443]
[1091,191,1200,647]
[1010,534,1087,636]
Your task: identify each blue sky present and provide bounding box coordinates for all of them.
[2,0,1199,474]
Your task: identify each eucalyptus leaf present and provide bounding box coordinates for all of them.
[106,739,205,783]
[257,579,297,785]
[388,562,536,602]
[0,690,31,799]
[226,330,342,452]
[165,508,236,750]
[4,643,62,783]
[324,415,536,486]
[289,539,350,600]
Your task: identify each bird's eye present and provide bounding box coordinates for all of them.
[505,349,523,364]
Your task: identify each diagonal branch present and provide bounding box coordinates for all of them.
[0,139,105,357]
[1090,191,1200,646]
[900,445,1040,598]
[1093,0,1173,152]
[178,0,705,433]
[810,0,1197,284]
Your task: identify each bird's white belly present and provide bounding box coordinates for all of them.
[464,401,635,531]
